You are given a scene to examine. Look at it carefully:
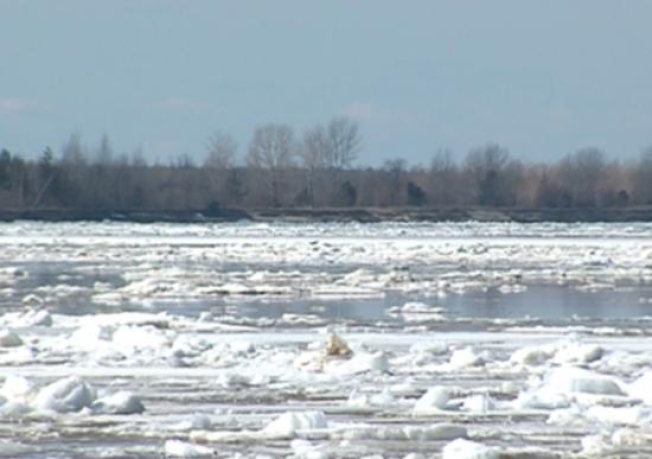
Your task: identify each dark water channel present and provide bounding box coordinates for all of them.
[3,261,652,330]
[215,284,652,330]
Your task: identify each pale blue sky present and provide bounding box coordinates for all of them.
[1,1,651,165]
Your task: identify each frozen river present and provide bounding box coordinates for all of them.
[1,221,652,458]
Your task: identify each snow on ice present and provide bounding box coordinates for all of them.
[0,221,651,457]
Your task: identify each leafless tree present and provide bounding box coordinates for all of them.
[464,144,517,206]
[57,133,90,206]
[559,147,605,207]
[429,149,461,205]
[317,117,363,205]
[61,132,86,166]
[247,123,296,206]
[383,158,407,206]
[204,132,238,207]
[325,117,362,169]
[299,125,328,207]
[6,119,652,216]
[205,131,237,170]
[130,148,148,167]
[631,147,652,204]
[87,134,117,209]
[95,133,114,166]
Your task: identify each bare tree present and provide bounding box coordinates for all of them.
[318,117,362,205]
[205,131,237,170]
[325,117,362,169]
[299,125,327,207]
[95,133,114,166]
[88,134,117,209]
[9,118,652,216]
[599,160,628,207]
[383,158,407,206]
[58,133,89,206]
[632,147,652,204]
[429,149,460,205]
[204,132,238,207]
[33,147,57,207]
[464,144,517,206]
[559,147,605,207]
[130,148,147,167]
[247,123,296,206]
[61,132,86,166]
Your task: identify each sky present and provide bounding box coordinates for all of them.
[1,0,651,166]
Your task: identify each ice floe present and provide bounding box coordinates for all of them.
[448,347,486,369]
[1,221,652,457]
[543,367,626,397]
[347,386,396,408]
[92,390,145,415]
[442,438,498,459]
[0,308,53,328]
[32,376,96,413]
[0,329,23,347]
[262,411,328,439]
[164,439,215,458]
[461,393,497,413]
[335,422,468,442]
[0,374,146,418]
[626,370,652,404]
[413,387,453,413]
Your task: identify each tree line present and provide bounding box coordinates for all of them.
[2,117,652,214]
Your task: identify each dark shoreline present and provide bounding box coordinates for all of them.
[2,206,652,224]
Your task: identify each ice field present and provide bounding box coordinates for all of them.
[1,221,652,458]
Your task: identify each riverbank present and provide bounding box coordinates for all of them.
[2,206,652,223]
[256,206,652,223]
